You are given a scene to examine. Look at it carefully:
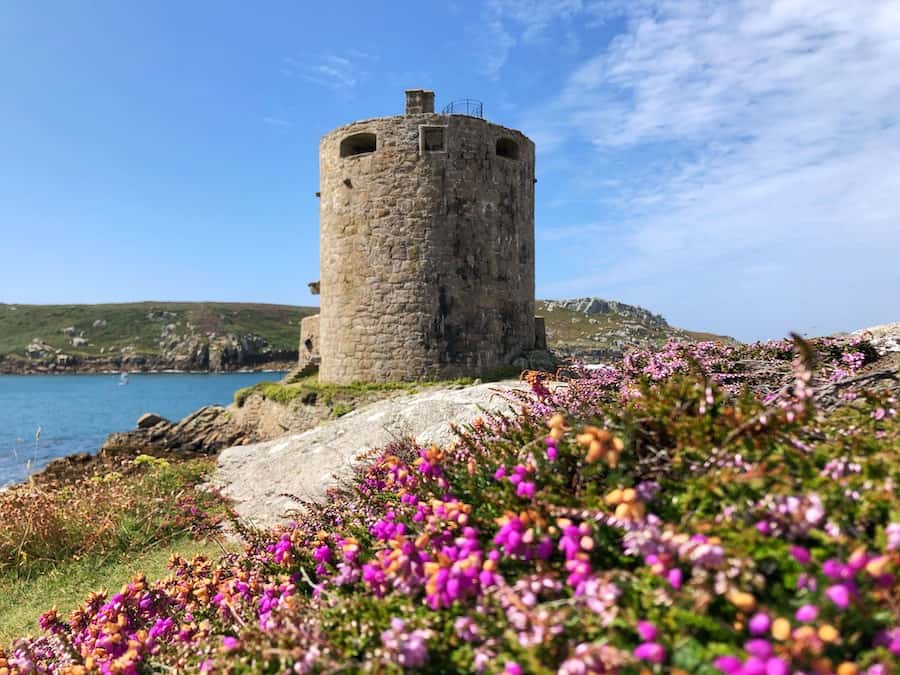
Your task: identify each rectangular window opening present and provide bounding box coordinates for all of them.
[419,126,447,155]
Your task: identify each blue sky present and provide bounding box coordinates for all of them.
[1,1,898,341]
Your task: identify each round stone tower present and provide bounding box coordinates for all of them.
[317,89,536,383]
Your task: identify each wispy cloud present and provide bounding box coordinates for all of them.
[283,50,377,93]
[261,115,293,129]
[523,0,900,339]
[478,0,583,77]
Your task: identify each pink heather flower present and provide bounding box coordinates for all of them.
[765,656,789,675]
[744,639,772,659]
[822,559,845,579]
[790,545,811,565]
[795,604,818,622]
[874,627,900,655]
[755,521,771,535]
[713,655,742,673]
[667,567,683,589]
[493,466,507,481]
[516,481,536,499]
[504,662,523,675]
[546,446,558,461]
[222,636,240,651]
[741,656,766,675]
[825,583,851,609]
[748,613,771,636]
[637,620,658,641]
[634,642,666,663]
[886,523,900,551]
[313,545,332,563]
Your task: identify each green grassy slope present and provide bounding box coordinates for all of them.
[0,302,317,358]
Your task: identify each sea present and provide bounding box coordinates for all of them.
[0,372,285,488]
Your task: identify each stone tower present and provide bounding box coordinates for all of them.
[301,89,537,384]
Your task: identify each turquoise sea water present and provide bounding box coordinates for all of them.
[0,372,284,487]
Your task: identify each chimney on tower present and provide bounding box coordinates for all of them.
[405,89,435,115]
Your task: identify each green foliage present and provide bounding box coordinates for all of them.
[0,301,316,358]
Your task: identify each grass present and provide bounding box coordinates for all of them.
[0,301,317,359]
[0,456,233,648]
[233,373,495,412]
[0,536,225,646]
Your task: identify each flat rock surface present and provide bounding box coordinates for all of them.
[211,381,526,527]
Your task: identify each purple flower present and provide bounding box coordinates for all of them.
[744,639,772,659]
[741,656,766,675]
[765,656,789,675]
[637,620,657,641]
[790,545,810,564]
[516,481,536,499]
[748,613,771,636]
[795,604,818,622]
[222,636,240,651]
[504,662,523,675]
[822,559,845,579]
[667,567,683,589]
[634,642,666,663]
[713,655,742,674]
[825,583,851,609]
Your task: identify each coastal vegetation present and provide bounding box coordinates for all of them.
[1,298,726,374]
[0,457,229,645]
[1,335,898,673]
[0,302,316,372]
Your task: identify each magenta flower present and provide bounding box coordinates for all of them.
[748,612,771,635]
[667,567,683,589]
[516,481,536,499]
[713,655,742,673]
[744,639,772,659]
[765,656,789,675]
[795,604,818,622]
[790,545,810,564]
[504,662,523,675]
[822,558,845,579]
[825,583,851,609]
[634,642,665,663]
[636,620,657,641]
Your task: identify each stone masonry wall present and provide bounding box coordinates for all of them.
[298,314,320,370]
[318,112,535,383]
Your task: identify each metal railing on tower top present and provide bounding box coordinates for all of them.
[441,99,484,118]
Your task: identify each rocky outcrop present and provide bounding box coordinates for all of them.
[540,297,669,327]
[211,380,528,527]
[537,297,736,364]
[852,322,900,355]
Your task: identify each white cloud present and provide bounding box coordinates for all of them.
[478,0,584,77]
[261,115,292,129]
[524,0,900,339]
[283,51,376,93]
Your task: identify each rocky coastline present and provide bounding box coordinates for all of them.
[0,356,296,375]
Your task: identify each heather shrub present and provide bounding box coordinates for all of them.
[2,336,897,674]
